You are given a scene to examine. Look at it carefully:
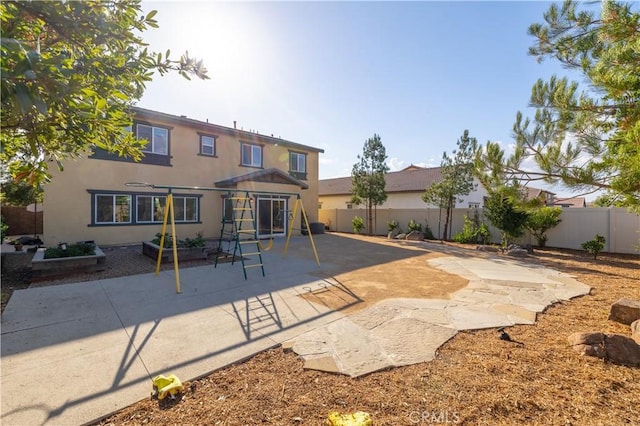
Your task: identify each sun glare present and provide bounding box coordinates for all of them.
[143,2,276,95]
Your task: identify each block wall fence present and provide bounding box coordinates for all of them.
[318,207,640,255]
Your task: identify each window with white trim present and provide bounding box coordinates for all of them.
[289,151,307,180]
[95,194,131,224]
[137,124,168,155]
[90,123,171,166]
[241,142,262,167]
[290,152,306,173]
[200,134,216,156]
[222,197,234,223]
[137,195,167,223]
[90,191,200,226]
[173,196,198,222]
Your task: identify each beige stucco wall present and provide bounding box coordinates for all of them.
[319,180,488,211]
[43,113,320,246]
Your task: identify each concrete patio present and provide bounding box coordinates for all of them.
[0,234,589,425]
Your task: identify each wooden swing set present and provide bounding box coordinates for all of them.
[125,182,320,293]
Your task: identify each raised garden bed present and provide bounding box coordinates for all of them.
[31,245,106,281]
[142,241,209,263]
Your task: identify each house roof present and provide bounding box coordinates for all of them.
[319,166,444,195]
[524,186,556,199]
[215,168,309,190]
[553,196,586,208]
[132,106,324,154]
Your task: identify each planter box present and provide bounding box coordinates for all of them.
[142,241,208,263]
[31,246,106,280]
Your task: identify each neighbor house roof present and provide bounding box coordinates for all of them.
[215,168,309,189]
[553,196,586,208]
[132,106,324,154]
[319,165,443,196]
[524,186,556,200]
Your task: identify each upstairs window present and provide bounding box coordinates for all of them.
[90,122,171,166]
[289,151,307,180]
[241,142,262,167]
[199,134,216,156]
[137,124,168,155]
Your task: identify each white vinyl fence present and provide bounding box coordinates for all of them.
[318,207,640,255]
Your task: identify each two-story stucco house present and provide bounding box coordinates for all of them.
[42,107,323,246]
[319,165,488,210]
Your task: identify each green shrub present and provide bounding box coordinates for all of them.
[352,216,365,234]
[581,234,606,259]
[151,232,206,248]
[0,215,8,243]
[423,222,435,240]
[182,232,206,248]
[387,220,400,232]
[152,233,173,248]
[44,242,96,259]
[407,219,422,232]
[453,215,477,243]
[452,215,491,244]
[477,222,491,244]
[525,206,562,247]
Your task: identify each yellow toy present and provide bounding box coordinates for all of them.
[327,411,373,426]
[152,374,184,400]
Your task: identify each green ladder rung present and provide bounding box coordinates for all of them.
[237,230,256,234]
[234,218,254,221]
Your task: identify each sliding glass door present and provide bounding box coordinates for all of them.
[257,197,287,238]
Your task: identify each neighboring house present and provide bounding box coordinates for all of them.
[43,107,323,246]
[553,196,586,208]
[318,165,487,210]
[524,187,556,206]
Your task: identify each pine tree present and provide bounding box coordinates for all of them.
[351,134,389,235]
[475,0,640,211]
[484,188,530,249]
[422,130,476,240]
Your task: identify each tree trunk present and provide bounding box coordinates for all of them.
[367,200,373,235]
[443,197,453,240]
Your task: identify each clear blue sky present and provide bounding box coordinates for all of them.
[138,1,585,197]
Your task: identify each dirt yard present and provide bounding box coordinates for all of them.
[94,237,640,426]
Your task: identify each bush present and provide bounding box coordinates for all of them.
[44,242,96,259]
[352,216,365,234]
[525,206,562,247]
[0,215,8,243]
[423,222,435,240]
[477,222,491,244]
[453,215,477,243]
[407,219,422,232]
[387,220,400,232]
[151,232,206,248]
[581,234,606,259]
[452,215,491,244]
